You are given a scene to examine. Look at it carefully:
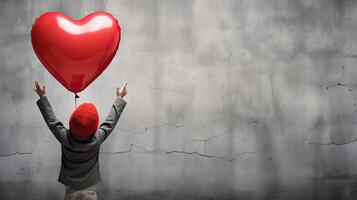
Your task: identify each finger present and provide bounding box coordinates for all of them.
[36,81,42,90]
[124,82,128,89]
[38,81,42,89]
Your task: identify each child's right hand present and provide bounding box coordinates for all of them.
[33,80,46,97]
[117,82,128,99]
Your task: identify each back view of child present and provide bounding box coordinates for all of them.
[33,81,128,200]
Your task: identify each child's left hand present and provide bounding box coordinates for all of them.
[33,80,46,97]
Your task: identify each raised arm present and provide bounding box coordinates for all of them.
[94,83,128,144]
[34,81,68,143]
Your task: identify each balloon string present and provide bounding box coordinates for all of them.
[74,93,80,108]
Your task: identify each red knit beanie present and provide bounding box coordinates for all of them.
[69,103,99,138]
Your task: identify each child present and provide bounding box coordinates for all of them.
[33,81,128,200]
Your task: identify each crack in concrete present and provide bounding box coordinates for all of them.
[144,123,184,131]
[298,113,357,146]
[280,0,290,34]
[270,69,278,120]
[308,138,357,146]
[252,117,274,124]
[116,123,184,135]
[325,82,350,91]
[307,117,325,133]
[100,144,134,154]
[187,130,229,154]
[228,146,271,161]
[0,151,32,157]
[239,117,276,141]
[325,58,357,107]
[298,58,357,146]
[240,131,255,141]
[100,143,270,162]
[189,130,228,142]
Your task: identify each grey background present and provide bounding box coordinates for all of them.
[1,0,357,199]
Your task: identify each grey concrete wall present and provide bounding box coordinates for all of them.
[1,0,357,199]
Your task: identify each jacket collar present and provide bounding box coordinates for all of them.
[69,132,92,143]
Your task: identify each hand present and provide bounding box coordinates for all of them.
[33,81,46,97]
[117,82,128,98]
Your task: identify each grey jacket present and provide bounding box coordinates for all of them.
[37,96,127,189]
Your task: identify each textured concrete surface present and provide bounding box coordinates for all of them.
[1,0,357,199]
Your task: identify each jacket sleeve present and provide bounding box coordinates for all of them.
[36,96,68,144]
[94,97,127,144]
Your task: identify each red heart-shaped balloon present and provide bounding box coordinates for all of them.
[31,11,121,93]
